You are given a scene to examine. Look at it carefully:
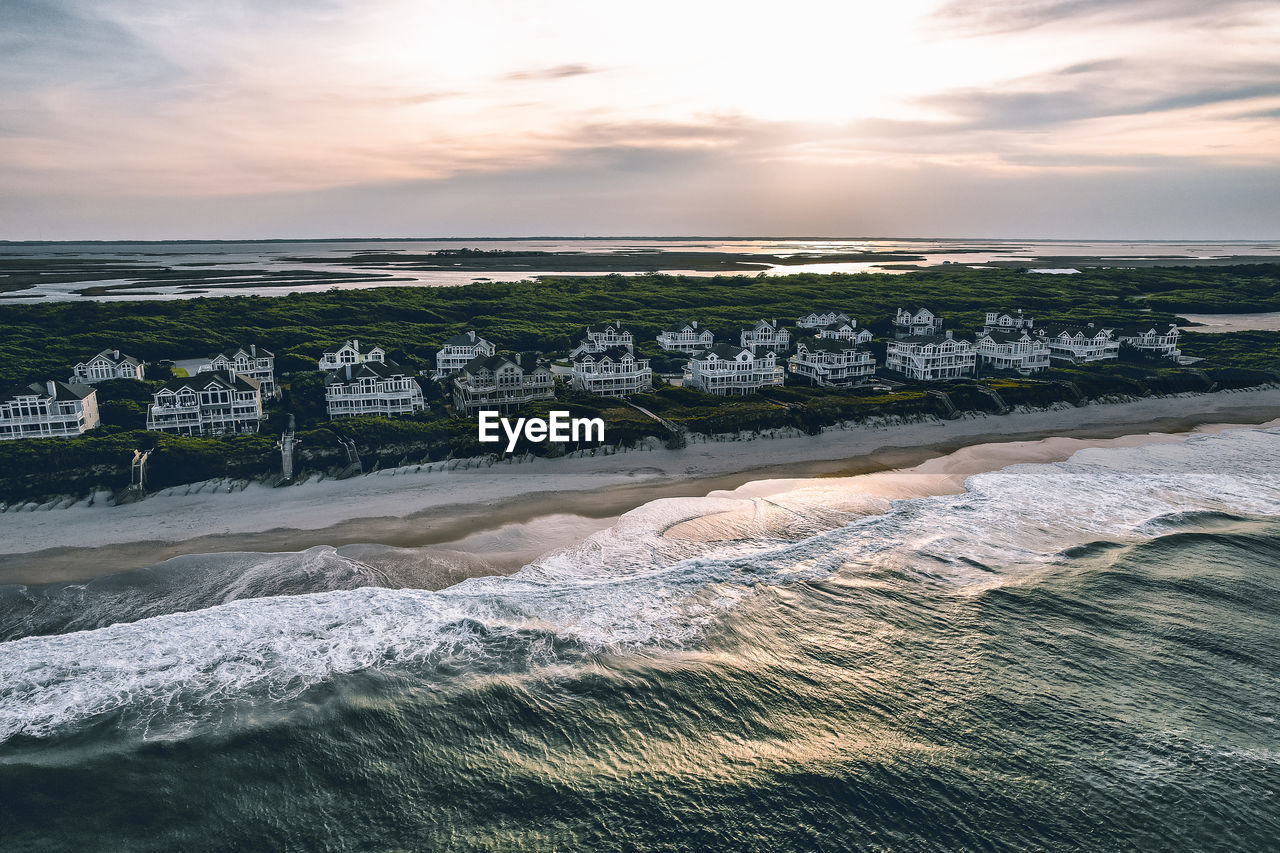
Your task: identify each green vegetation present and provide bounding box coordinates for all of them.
[5,263,1279,384]
[0,265,1277,504]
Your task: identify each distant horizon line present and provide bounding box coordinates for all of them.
[2,235,1276,245]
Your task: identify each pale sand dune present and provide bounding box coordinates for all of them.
[0,388,1277,584]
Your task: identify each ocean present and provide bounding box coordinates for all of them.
[2,427,1279,851]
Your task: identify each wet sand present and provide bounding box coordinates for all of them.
[1,388,1278,585]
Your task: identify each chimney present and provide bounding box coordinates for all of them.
[692,320,698,329]
[945,330,953,339]
[352,338,359,351]
[1087,322,1095,328]
[47,380,56,396]
[250,344,257,356]
[113,349,120,360]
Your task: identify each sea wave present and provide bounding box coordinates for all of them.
[1,427,1278,743]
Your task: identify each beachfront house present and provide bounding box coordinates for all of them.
[975,330,1051,374]
[686,344,783,395]
[69,349,145,384]
[322,358,422,417]
[453,353,554,415]
[570,321,634,356]
[885,331,976,380]
[740,319,791,354]
[894,308,943,339]
[1116,323,1182,359]
[318,339,386,371]
[1035,324,1120,363]
[435,331,496,376]
[571,347,652,396]
[797,311,852,329]
[147,371,262,435]
[324,362,425,419]
[657,321,714,353]
[0,381,99,441]
[983,309,1036,333]
[199,344,277,398]
[816,320,873,344]
[788,338,875,387]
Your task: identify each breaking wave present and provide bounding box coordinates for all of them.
[2,427,1278,744]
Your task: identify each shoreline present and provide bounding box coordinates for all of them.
[1,387,1278,585]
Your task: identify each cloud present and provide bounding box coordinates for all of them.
[932,0,1276,34]
[916,60,1280,129]
[1237,106,1280,119]
[0,0,184,91]
[1,0,1277,238]
[502,64,604,82]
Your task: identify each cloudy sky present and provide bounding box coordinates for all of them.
[3,0,1279,239]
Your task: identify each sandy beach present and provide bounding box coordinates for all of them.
[1,387,1278,585]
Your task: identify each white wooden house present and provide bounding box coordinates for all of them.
[788,338,875,387]
[894,308,943,339]
[1117,323,1181,359]
[319,339,386,371]
[885,331,976,380]
[436,331,496,376]
[657,321,714,353]
[0,381,99,440]
[571,347,652,396]
[324,361,425,419]
[816,320,873,344]
[975,330,1051,374]
[453,353,554,414]
[1035,324,1120,363]
[983,309,1035,333]
[740,319,791,354]
[570,322,634,356]
[686,344,783,395]
[147,371,263,435]
[69,349,145,384]
[797,311,851,329]
[199,344,276,398]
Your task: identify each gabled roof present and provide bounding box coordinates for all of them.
[661,322,708,335]
[694,343,753,360]
[749,318,780,330]
[159,370,261,393]
[980,330,1036,343]
[574,346,635,364]
[584,321,628,334]
[322,339,382,355]
[987,308,1027,317]
[209,344,274,360]
[797,337,860,353]
[5,380,94,402]
[461,352,548,376]
[324,361,409,385]
[84,349,142,367]
[442,330,489,347]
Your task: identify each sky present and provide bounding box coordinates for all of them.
[2,0,1279,240]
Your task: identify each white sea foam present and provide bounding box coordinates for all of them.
[2,427,1279,742]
